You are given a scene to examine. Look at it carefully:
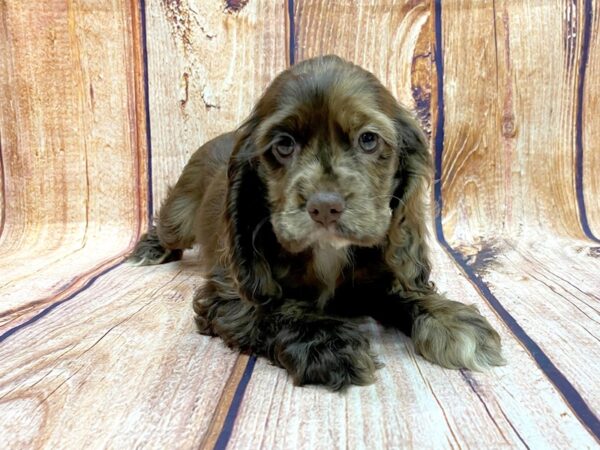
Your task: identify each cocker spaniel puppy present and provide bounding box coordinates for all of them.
[130,55,504,390]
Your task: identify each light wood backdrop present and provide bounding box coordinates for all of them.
[1,1,599,449]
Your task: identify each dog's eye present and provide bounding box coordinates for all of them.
[358,132,379,153]
[274,135,297,159]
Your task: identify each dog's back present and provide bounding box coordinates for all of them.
[128,131,236,268]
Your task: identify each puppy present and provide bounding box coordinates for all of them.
[130,55,504,390]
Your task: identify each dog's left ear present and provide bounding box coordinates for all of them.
[225,124,282,305]
[384,105,434,291]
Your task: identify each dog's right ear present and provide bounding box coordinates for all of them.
[225,121,282,305]
[224,68,299,304]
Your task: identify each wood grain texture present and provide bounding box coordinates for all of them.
[294,0,432,126]
[439,0,587,242]
[145,0,288,208]
[0,234,131,332]
[0,257,240,449]
[0,0,149,321]
[1,0,600,448]
[458,237,600,417]
[582,0,600,237]
[0,0,147,241]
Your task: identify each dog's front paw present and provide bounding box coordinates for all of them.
[412,301,505,371]
[274,320,379,391]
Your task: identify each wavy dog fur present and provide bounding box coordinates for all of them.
[129,56,505,390]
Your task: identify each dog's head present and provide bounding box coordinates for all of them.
[227,55,431,302]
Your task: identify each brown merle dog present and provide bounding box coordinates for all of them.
[130,55,504,390]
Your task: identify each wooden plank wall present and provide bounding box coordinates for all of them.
[582,0,600,236]
[1,0,599,449]
[145,0,289,206]
[0,0,148,330]
[440,0,596,242]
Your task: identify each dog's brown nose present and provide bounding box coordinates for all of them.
[306,192,345,226]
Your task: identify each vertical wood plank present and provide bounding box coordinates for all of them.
[439,0,586,242]
[435,0,504,241]
[582,0,600,237]
[145,0,289,209]
[0,143,5,238]
[0,1,146,247]
[294,0,432,122]
[0,0,148,320]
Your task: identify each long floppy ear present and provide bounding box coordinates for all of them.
[390,107,432,208]
[385,106,434,292]
[225,124,282,305]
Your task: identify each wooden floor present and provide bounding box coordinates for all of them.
[1,1,599,449]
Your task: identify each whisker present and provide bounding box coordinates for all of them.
[363,194,404,204]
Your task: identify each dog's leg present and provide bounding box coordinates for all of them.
[193,275,379,391]
[129,152,207,266]
[408,293,505,371]
[128,225,183,266]
[127,187,197,266]
[329,280,504,371]
[380,194,505,370]
[358,289,505,371]
[155,184,200,251]
[266,308,380,391]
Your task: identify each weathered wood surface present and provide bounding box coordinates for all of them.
[582,0,600,237]
[464,238,600,415]
[145,0,288,206]
[0,0,149,331]
[0,256,240,449]
[294,0,432,122]
[440,0,590,241]
[1,0,599,449]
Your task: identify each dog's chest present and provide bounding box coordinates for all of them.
[311,244,349,308]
